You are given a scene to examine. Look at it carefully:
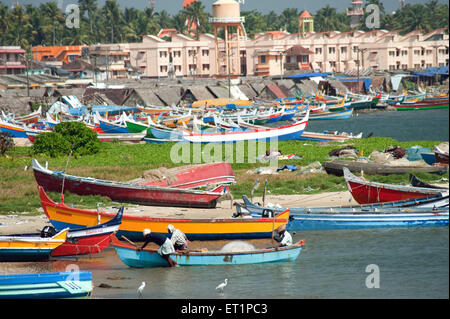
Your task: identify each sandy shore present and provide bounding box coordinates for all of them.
[0,191,356,235]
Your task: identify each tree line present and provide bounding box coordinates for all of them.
[0,0,448,51]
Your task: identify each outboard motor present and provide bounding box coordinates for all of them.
[261,209,275,218]
[40,226,57,238]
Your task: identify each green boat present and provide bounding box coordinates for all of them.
[125,118,153,137]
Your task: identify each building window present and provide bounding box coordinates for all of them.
[173,51,181,58]
[188,50,196,57]
[260,55,266,63]
[330,61,336,67]
[389,65,395,70]
[174,65,181,72]
[389,51,395,57]
[329,47,335,54]
[401,64,408,69]
[315,48,322,54]
[340,47,347,54]
[159,51,167,58]
[301,55,308,63]
[202,50,209,56]
[202,64,210,71]
[160,65,168,72]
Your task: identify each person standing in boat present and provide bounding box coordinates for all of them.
[167,224,190,251]
[273,224,293,248]
[138,229,178,267]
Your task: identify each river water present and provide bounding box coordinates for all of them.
[305,108,449,142]
[0,109,449,302]
[1,227,448,300]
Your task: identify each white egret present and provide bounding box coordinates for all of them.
[215,279,228,293]
[137,281,146,298]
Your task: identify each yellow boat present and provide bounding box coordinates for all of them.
[0,229,68,262]
[192,98,252,108]
[40,187,289,242]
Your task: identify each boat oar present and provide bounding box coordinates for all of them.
[122,236,138,248]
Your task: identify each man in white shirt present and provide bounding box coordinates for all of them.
[167,224,191,251]
[274,224,293,248]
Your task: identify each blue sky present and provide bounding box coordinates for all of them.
[2,0,449,15]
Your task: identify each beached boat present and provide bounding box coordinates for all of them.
[39,186,290,241]
[434,146,449,165]
[239,194,448,231]
[111,235,304,267]
[307,108,353,120]
[96,131,147,143]
[394,99,449,111]
[409,174,449,190]
[0,118,27,138]
[13,107,42,124]
[0,229,68,262]
[182,110,309,143]
[0,271,93,299]
[32,159,234,208]
[421,152,438,166]
[50,206,123,257]
[322,159,448,176]
[343,167,445,204]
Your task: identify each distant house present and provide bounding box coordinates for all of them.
[62,59,98,79]
[0,46,26,75]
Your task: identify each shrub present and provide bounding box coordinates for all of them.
[31,132,71,157]
[0,132,14,156]
[32,121,100,157]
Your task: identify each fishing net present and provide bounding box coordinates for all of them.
[220,241,255,252]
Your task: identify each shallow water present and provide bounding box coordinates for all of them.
[1,227,448,299]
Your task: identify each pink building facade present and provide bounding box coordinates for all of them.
[0,46,26,75]
[127,28,448,79]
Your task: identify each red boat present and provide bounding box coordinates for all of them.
[14,106,42,124]
[434,146,449,165]
[52,206,123,256]
[32,159,235,208]
[343,167,444,204]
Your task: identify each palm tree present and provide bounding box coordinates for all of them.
[78,0,98,38]
[0,4,11,44]
[181,1,208,40]
[102,0,123,43]
[279,8,298,33]
[315,5,338,32]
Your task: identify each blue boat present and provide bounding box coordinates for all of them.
[0,271,93,299]
[421,152,437,166]
[308,107,353,120]
[239,195,449,231]
[112,235,304,268]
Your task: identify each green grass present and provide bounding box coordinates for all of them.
[0,137,447,214]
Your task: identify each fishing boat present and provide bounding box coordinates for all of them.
[343,167,445,204]
[322,159,449,176]
[13,106,42,124]
[434,146,449,165]
[111,235,304,268]
[394,99,449,111]
[96,131,147,143]
[32,159,234,208]
[0,118,27,138]
[0,229,68,262]
[306,108,353,121]
[420,152,437,166]
[181,110,309,143]
[237,197,448,231]
[0,271,93,299]
[51,206,123,257]
[409,174,449,190]
[39,186,290,241]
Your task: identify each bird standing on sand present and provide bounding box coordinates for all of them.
[138,281,146,298]
[216,279,228,293]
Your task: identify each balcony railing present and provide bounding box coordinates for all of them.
[209,17,245,23]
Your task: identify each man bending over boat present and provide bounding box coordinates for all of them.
[167,224,190,251]
[273,224,292,249]
[138,229,178,267]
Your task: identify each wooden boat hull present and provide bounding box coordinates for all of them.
[50,207,123,257]
[0,229,68,262]
[240,196,449,231]
[0,271,92,299]
[308,108,353,120]
[32,159,231,208]
[0,120,27,138]
[112,235,304,267]
[39,186,290,241]
[343,167,444,204]
[182,111,309,143]
[394,100,449,111]
[322,160,448,176]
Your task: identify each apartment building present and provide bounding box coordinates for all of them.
[0,46,26,75]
